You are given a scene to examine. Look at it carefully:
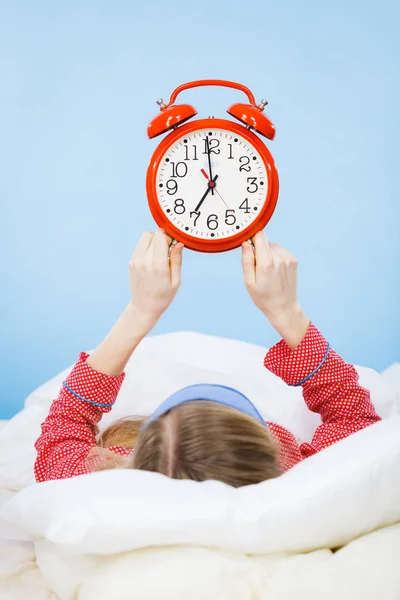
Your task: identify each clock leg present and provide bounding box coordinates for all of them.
[247,238,256,254]
[168,239,178,260]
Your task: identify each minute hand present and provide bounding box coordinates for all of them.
[205,136,215,195]
[194,174,218,213]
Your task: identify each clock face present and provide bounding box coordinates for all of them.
[155,127,269,241]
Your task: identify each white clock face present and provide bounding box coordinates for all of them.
[155,128,268,240]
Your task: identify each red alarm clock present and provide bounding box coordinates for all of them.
[146,79,279,253]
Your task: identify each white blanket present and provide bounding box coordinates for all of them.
[1,332,400,600]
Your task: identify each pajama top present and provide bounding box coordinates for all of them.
[34,325,381,482]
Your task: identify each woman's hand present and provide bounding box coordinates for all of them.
[128,229,184,332]
[241,231,310,349]
[87,230,183,376]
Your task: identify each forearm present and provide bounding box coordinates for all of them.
[35,353,125,481]
[265,323,380,427]
[300,359,381,457]
[266,304,310,350]
[86,304,153,376]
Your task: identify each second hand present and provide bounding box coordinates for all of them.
[200,169,231,209]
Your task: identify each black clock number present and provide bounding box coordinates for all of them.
[227,143,234,160]
[166,179,178,195]
[203,138,220,154]
[207,214,218,230]
[246,177,258,193]
[225,209,236,226]
[174,198,185,214]
[190,210,200,227]
[184,145,198,161]
[171,162,188,178]
[239,198,251,214]
[239,156,251,172]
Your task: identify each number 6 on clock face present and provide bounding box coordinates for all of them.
[146,117,279,253]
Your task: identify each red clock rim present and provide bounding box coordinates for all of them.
[146,118,279,253]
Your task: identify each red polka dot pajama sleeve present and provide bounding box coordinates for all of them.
[264,324,381,462]
[34,352,125,482]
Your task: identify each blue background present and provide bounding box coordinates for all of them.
[1,0,399,419]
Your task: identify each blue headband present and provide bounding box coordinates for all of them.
[147,384,266,426]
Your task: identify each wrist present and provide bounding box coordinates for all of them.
[86,304,153,377]
[123,303,158,339]
[264,304,310,350]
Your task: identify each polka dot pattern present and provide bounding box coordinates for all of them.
[34,353,128,482]
[264,324,381,471]
[34,327,381,482]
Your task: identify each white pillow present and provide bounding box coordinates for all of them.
[1,331,398,492]
[25,331,320,440]
[2,416,400,556]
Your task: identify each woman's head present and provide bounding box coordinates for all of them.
[99,400,281,487]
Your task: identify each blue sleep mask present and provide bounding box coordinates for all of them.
[147,384,266,426]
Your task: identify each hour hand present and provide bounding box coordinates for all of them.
[194,174,218,213]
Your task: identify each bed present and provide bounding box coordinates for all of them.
[1,332,399,600]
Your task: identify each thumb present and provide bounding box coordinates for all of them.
[170,243,184,287]
[241,241,256,287]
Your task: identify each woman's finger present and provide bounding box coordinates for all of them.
[152,228,172,272]
[170,243,184,288]
[155,228,173,246]
[241,241,256,287]
[129,232,154,264]
[253,231,273,272]
[271,243,297,265]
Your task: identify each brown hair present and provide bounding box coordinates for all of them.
[95,401,281,487]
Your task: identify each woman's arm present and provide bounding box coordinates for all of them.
[242,232,381,454]
[34,230,184,481]
[34,352,128,481]
[264,324,381,456]
[87,230,183,376]
[241,234,310,350]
